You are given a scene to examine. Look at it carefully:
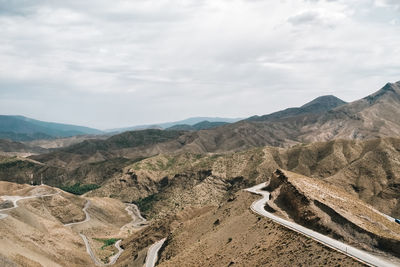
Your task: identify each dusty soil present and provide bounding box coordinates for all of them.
[0,181,137,266]
[266,170,400,260]
[156,191,364,267]
[87,137,400,221]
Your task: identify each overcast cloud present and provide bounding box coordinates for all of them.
[0,0,399,129]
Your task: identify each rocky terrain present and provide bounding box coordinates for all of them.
[29,129,186,169]
[83,137,400,220]
[17,81,400,172]
[2,136,400,222]
[0,81,400,266]
[164,82,400,153]
[0,139,47,157]
[265,170,400,259]
[116,191,364,267]
[0,178,373,267]
[0,181,138,266]
[24,135,110,150]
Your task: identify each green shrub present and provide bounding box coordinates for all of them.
[93,238,119,250]
[60,183,100,195]
[135,193,161,214]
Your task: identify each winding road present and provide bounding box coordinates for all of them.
[64,200,91,226]
[145,238,167,267]
[119,203,148,234]
[0,188,165,267]
[65,200,126,266]
[245,183,398,267]
[0,191,59,219]
[128,204,148,228]
[68,201,156,266]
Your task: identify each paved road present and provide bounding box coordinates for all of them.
[129,204,148,228]
[120,203,148,233]
[145,238,167,267]
[64,200,91,226]
[245,183,398,267]
[0,191,59,219]
[80,233,105,266]
[0,190,162,267]
[65,200,124,266]
[72,201,151,266]
[108,240,124,265]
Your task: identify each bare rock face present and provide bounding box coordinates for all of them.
[0,200,13,209]
[168,81,400,152]
[265,169,287,191]
[265,170,400,259]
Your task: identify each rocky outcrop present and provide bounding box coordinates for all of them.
[266,169,400,258]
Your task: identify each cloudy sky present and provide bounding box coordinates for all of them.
[0,0,399,129]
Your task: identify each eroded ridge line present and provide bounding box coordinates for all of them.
[245,183,397,267]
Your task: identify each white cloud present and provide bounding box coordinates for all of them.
[375,0,400,10]
[0,0,399,128]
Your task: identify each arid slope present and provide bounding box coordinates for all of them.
[0,181,135,266]
[130,191,364,267]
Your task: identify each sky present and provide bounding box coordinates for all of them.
[0,0,399,129]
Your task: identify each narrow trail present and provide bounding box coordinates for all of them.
[245,183,398,267]
[123,203,166,267]
[64,200,124,266]
[0,191,59,219]
[0,189,165,267]
[80,233,105,267]
[69,201,150,266]
[64,200,91,226]
[128,204,148,228]
[79,234,125,266]
[119,203,148,235]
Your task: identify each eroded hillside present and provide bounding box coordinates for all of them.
[0,181,141,266]
[115,191,364,267]
[265,170,400,259]
[85,137,400,219]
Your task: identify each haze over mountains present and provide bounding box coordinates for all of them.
[2,0,400,265]
[107,117,242,133]
[1,81,400,266]
[0,115,242,142]
[7,80,399,147]
[0,115,103,141]
[171,81,400,152]
[1,81,394,166]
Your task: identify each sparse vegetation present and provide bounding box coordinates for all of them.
[135,193,162,214]
[93,238,119,250]
[60,182,100,195]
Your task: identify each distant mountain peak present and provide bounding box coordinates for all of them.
[301,95,346,109]
[364,81,400,104]
[248,94,346,122]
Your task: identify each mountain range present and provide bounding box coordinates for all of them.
[19,81,399,168]
[1,81,400,266]
[171,81,400,152]
[0,115,241,141]
[0,115,103,141]
[105,117,242,133]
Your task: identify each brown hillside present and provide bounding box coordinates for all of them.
[20,81,400,172]
[88,137,400,218]
[169,81,400,152]
[266,170,400,259]
[115,191,364,267]
[0,181,136,266]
